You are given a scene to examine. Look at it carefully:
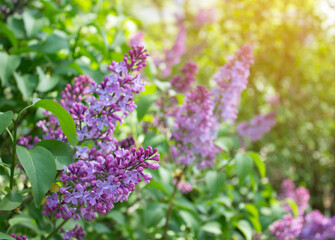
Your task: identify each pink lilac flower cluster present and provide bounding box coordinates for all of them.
[128,31,145,47]
[9,234,27,240]
[270,179,335,240]
[269,214,304,240]
[270,211,335,240]
[237,112,276,142]
[278,179,310,215]
[195,8,217,28]
[38,47,159,222]
[173,179,193,194]
[160,22,186,77]
[171,85,218,169]
[212,45,254,122]
[61,225,86,240]
[171,61,198,93]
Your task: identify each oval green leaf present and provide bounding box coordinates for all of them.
[35,140,74,170]
[249,152,266,178]
[16,146,56,206]
[34,99,78,145]
[0,191,23,211]
[0,111,13,135]
[0,232,15,240]
[235,153,253,181]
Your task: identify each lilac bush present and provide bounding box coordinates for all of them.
[237,112,277,142]
[269,179,335,240]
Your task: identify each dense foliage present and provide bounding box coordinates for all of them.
[0,0,334,239]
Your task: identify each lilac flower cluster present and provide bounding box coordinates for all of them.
[270,211,335,240]
[61,225,86,240]
[278,179,310,215]
[38,46,149,143]
[299,210,335,240]
[270,179,335,240]
[171,85,218,169]
[173,179,193,194]
[237,112,276,142]
[38,46,160,224]
[43,146,159,221]
[116,136,136,150]
[159,22,186,77]
[195,8,217,28]
[17,136,40,149]
[171,61,198,93]
[128,31,145,47]
[269,214,304,240]
[9,234,27,240]
[212,45,254,122]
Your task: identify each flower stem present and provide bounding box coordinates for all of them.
[163,165,187,240]
[45,218,69,240]
[9,119,17,190]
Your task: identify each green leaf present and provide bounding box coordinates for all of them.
[16,146,56,206]
[0,52,21,86]
[249,216,262,233]
[244,203,259,218]
[0,233,15,240]
[286,198,299,217]
[107,210,126,225]
[22,10,45,38]
[179,210,200,231]
[143,203,165,227]
[236,220,253,240]
[14,72,38,100]
[235,153,253,181]
[205,170,225,196]
[249,152,266,178]
[36,67,59,92]
[8,214,39,233]
[0,111,13,135]
[0,191,23,211]
[0,21,18,49]
[7,16,26,39]
[200,222,222,235]
[146,180,170,195]
[33,99,78,145]
[40,31,69,54]
[35,140,74,170]
[136,94,157,121]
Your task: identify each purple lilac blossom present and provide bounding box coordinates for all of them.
[17,136,41,149]
[269,214,304,240]
[42,146,159,221]
[237,112,276,142]
[40,47,160,221]
[128,31,144,47]
[278,179,310,215]
[61,225,86,240]
[299,210,335,240]
[270,211,335,240]
[212,45,254,122]
[171,61,198,93]
[116,136,136,150]
[9,234,27,240]
[195,8,217,28]
[171,85,218,169]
